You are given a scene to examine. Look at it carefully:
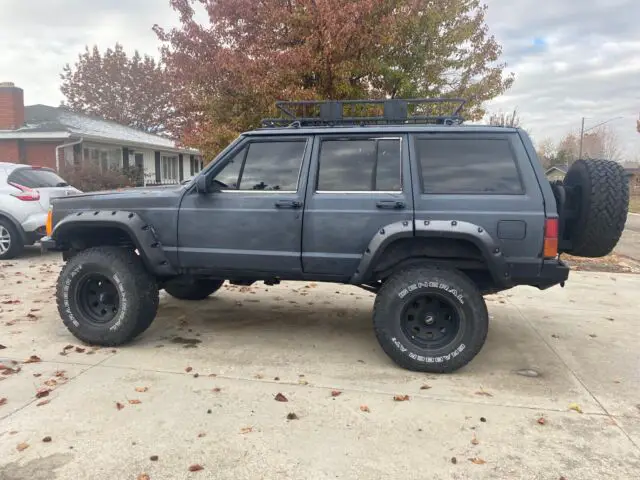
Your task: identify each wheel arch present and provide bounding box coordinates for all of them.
[0,210,28,245]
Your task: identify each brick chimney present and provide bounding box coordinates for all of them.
[0,82,25,130]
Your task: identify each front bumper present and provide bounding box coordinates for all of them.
[40,236,58,252]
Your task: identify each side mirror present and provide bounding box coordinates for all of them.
[195,175,209,194]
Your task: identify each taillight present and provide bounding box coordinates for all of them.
[544,218,559,258]
[9,182,40,201]
[46,208,53,236]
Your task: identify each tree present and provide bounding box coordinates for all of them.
[155,0,514,158]
[488,109,520,127]
[60,44,174,134]
[536,137,557,169]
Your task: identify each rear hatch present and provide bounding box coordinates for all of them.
[7,166,81,210]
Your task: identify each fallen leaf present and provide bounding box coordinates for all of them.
[474,387,493,397]
[197,432,206,438]
[0,397,7,406]
[393,394,410,402]
[188,464,204,472]
[537,417,546,425]
[35,388,50,398]
[254,374,264,379]
[24,355,41,364]
[589,334,597,338]
[469,457,486,465]
[150,455,158,461]
[420,384,431,390]
[135,387,149,393]
[451,457,457,464]
[359,405,370,413]
[63,345,74,351]
[75,347,86,353]
[330,390,342,397]
[128,399,142,405]
[239,427,253,434]
[26,313,38,319]
[287,412,299,420]
[274,393,288,402]
[33,373,42,378]
[137,474,150,480]
[42,436,52,442]
[1,300,20,304]
[0,344,5,349]
[298,379,309,385]
[16,441,30,452]
[480,417,487,423]
[185,366,193,373]
[116,402,124,410]
[36,399,51,407]
[471,434,479,445]
[54,370,66,377]
[569,403,583,414]
[212,387,221,393]
[44,379,57,387]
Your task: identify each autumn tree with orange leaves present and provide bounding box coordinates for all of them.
[155,0,514,158]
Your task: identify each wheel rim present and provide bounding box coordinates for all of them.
[400,293,461,350]
[76,273,120,324]
[0,226,11,254]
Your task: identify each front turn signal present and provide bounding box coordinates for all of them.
[46,208,53,236]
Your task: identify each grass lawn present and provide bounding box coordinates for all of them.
[630,196,640,213]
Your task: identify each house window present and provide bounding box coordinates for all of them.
[161,155,179,182]
[82,145,121,171]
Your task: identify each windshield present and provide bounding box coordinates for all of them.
[8,168,69,188]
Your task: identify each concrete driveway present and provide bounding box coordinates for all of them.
[616,213,640,260]
[1,252,639,480]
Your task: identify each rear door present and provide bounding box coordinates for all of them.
[302,133,414,277]
[409,132,545,264]
[7,167,80,210]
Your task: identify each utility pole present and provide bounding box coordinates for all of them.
[578,117,585,161]
[578,116,623,161]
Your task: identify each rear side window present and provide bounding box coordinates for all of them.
[8,168,68,188]
[416,137,523,194]
[317,138,401,191]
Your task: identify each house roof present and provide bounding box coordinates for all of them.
[0,105,198,155]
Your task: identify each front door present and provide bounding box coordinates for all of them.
[177,136,311,274]
[302,133,414,277]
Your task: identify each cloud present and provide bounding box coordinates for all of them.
[1,0,638,160]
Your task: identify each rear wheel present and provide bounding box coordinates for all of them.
[0,219,24,260]
[56,247,159,345]
[562,159,629,257]
[164,278,224,301]
[373,266,488,373]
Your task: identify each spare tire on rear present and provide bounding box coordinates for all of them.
[562,159,628,258]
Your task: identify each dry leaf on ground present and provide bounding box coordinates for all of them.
[188,464,204,472]
[420,384,431,390]
[287,412,299,420]
[330,390,342,397]
[128,399,142,405]
[16,442,29,452]
[474,388,493,397]
[24,355,41,364]
[471,434,479,445]
[537,417,546,425]
[185,366,193,373]
[274,393,288,402]
[240,427,253,434]
[115,402,124,410]
[137,474,150,480]
[63,345,74,351]
[74,347,85,353]
[36,399,50,407]
[569,402,583,413]
[197,433,206,438]
[0,397,6,406]
[393,394,410,402]
[135,387,149,393]
[35,388,50,398]
[42,436,52,442]
[360,405,370,413]
[469,457,486,465]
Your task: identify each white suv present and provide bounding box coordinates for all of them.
[0,163,80,259]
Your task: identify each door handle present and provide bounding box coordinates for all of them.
[275,200,303,209]
[376,200,406,209]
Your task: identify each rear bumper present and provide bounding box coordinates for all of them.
[510,259,570,290]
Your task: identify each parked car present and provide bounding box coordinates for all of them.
[0,163,80,259]
[42,99,629,373]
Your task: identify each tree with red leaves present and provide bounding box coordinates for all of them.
[155,0,513,158]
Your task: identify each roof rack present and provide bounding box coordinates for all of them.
[261,98,466,128]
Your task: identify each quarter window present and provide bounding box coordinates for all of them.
[416,137,523,194]
[317,138,401,191]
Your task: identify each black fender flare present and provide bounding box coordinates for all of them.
[0,210,28,244]
[51,210,176,276]
[350,219,511,286]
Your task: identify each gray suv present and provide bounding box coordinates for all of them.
[0,163,79,259]
[42,99,629,373]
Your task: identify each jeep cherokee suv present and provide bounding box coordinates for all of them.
[42,99,629,373]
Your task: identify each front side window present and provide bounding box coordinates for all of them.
[417,137,523,194]
[317,138,401,192]
[214,140,306,191]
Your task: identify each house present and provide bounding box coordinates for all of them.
[623,165,640,194]
[0,82,202,186]
[544,165,567,181]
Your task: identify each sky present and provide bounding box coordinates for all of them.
[0,0,638,161]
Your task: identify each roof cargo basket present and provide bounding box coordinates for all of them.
[261,98,466,128]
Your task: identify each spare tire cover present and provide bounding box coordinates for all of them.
[562,159,628,258]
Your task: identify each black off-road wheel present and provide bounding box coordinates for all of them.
[0,219,24,260]
[56,247,159,345]
[164,278,224,301]
[373,267,488,373]
[563,159,629,257]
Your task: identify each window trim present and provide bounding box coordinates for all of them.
[314,136,403,194]
[414,133,525,196]
[216,137,309,193]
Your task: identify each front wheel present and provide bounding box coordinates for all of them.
[373,267,488,373]
[56,247,159,345]
[0,219,24,260]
